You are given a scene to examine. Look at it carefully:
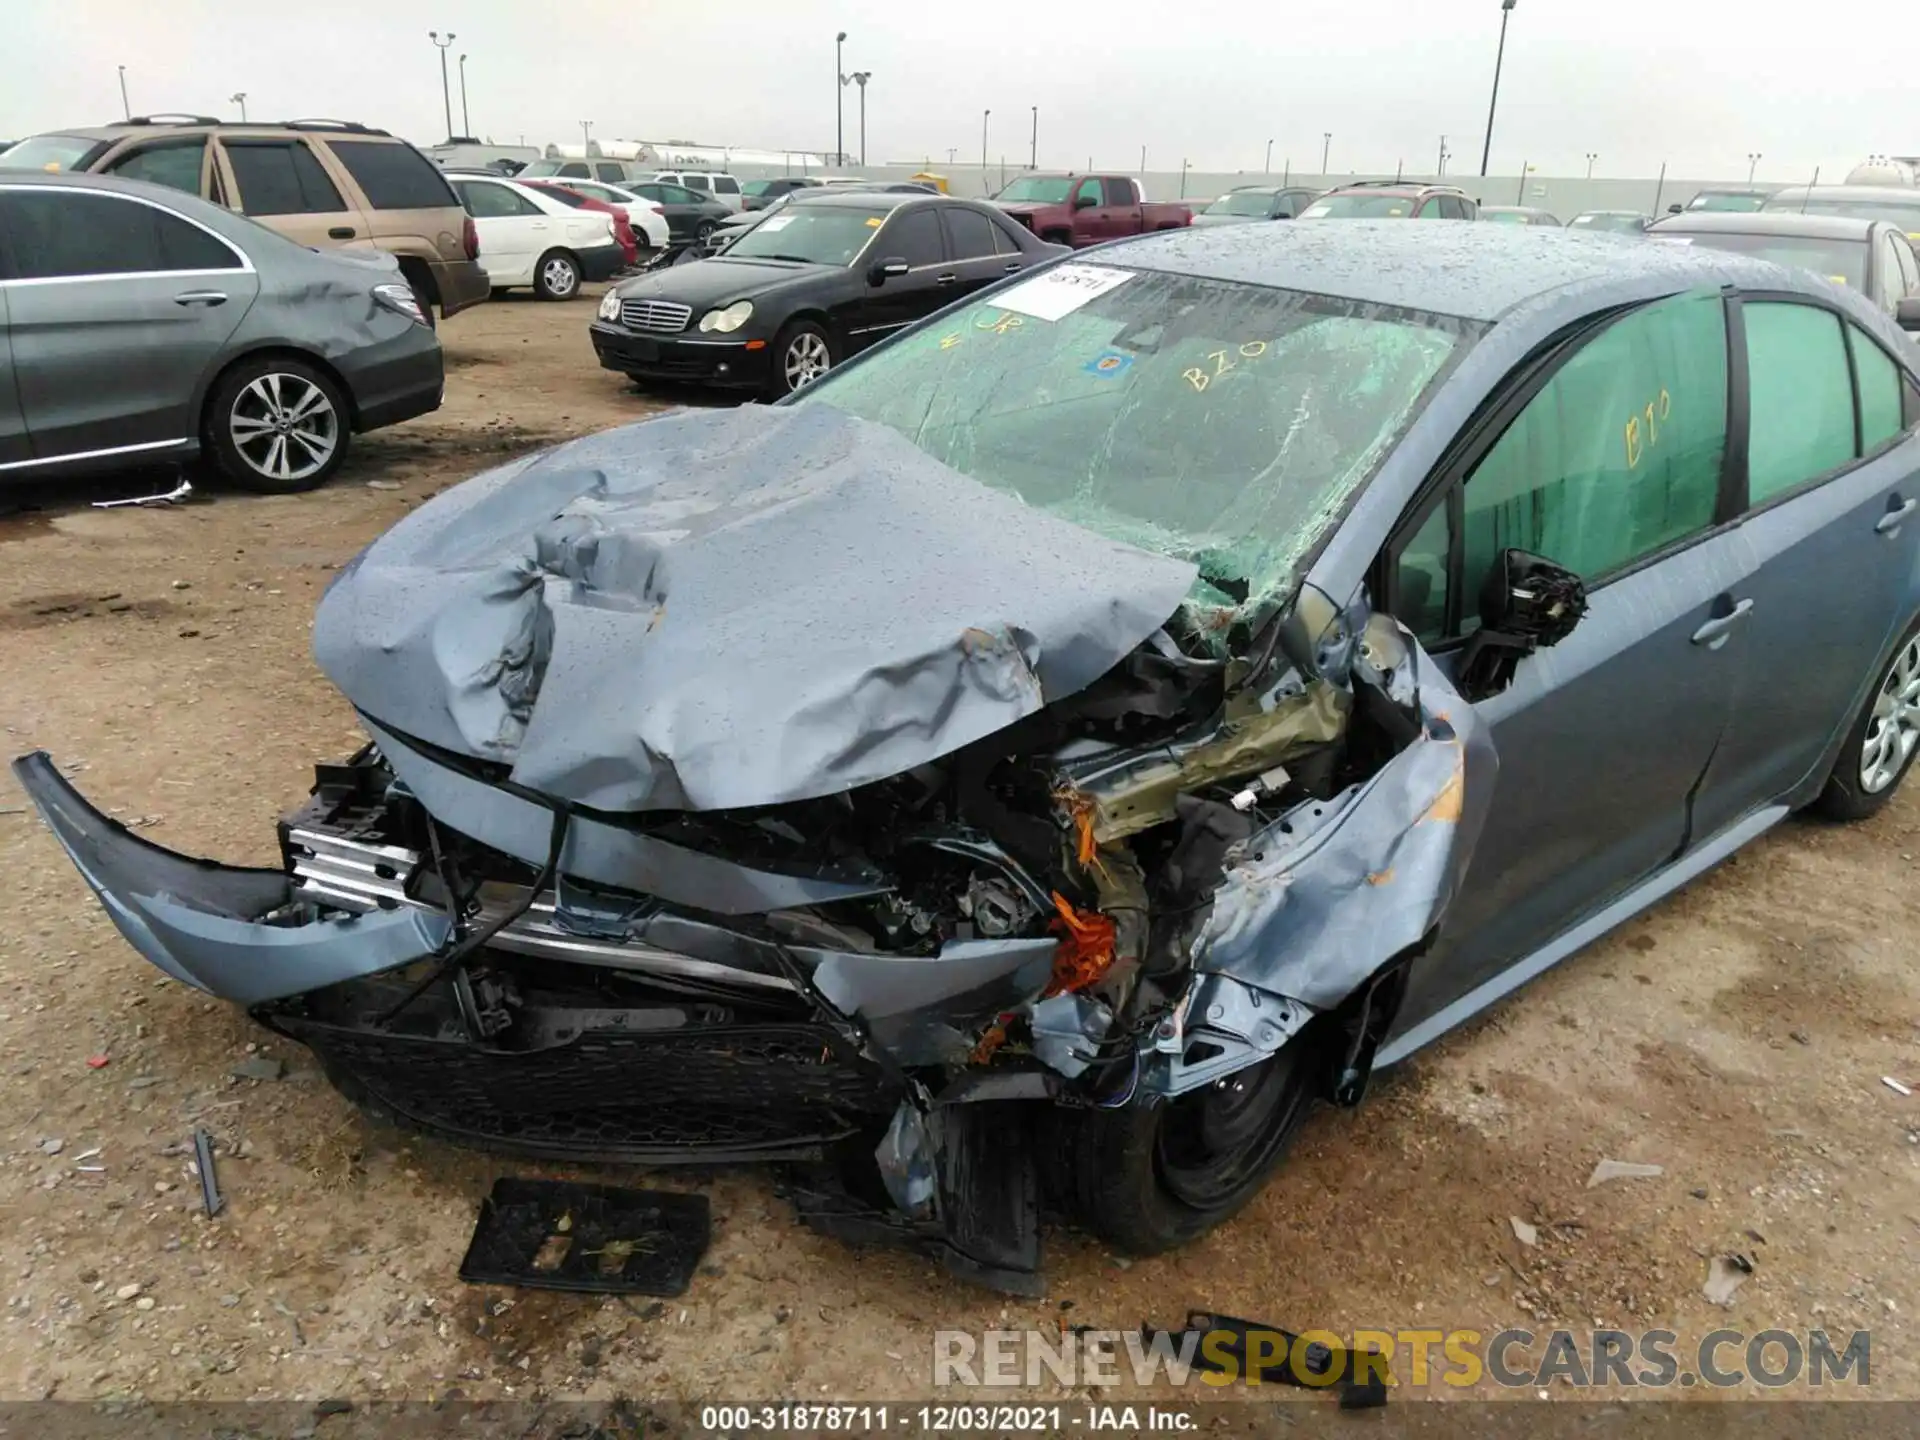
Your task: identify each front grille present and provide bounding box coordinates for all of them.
[620,299,693,333]
[282,1015,897,1164]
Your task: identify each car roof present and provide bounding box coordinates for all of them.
[1321,182,1465,199]
[1575,209,1647,217]
[19,119,395,142]
[1098,220,1798,322]
[787,190,937,212]
[1764,184,1920,203]
[1692,186,1774,196]
[1653,211,1879,241]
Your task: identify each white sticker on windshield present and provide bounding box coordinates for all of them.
[994,263,1135,322]
[759,214,795,231]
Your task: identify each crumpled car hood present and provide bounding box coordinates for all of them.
[314,404,1198,814]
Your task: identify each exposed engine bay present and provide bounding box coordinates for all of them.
[11,407,1495,1295]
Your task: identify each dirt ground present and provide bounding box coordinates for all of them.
[2,288,1917,1412]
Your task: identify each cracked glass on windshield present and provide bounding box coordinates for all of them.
[800,267,1474,618]
[722,205,884,265]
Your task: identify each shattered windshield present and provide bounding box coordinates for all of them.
[799,265,1474,622]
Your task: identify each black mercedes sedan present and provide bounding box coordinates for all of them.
[590,192,1066,398]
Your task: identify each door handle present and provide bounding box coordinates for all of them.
[173,290,228,307]
[1003,262,1023,273]
[1876,496,1918,534]
[1691,597,1755,649]
[936,273,959,287]
[327,226,356,240]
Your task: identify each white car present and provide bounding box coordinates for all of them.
[536,178,672,252]
[651,170,745,212]
[446,176,627,300]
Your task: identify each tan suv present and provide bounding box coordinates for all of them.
[0,116,487,322]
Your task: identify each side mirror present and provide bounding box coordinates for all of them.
[1072,193,1098,210]
[1457,549,1588,700]
[867,257,910,287]
[1667,203,1683,214]
[1897,297,1920,332]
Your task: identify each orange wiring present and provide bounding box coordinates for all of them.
[1045,891,1117,996]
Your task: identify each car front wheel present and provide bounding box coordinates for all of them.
[534,250,580,301]
[204,357,349,494]
[1814,617,1920,820]
[1048,1040,1321,1255]
[767,321,835,400]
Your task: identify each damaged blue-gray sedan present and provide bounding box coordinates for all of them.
[19,222,1920,1295]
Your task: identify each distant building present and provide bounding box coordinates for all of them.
[543,139,830,171]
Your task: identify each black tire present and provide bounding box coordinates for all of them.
[533,249,581,301]
[1049,1041,1321,1255]
[411,283,438,330]
[764,319,836,400]
[395,263,439,331]
[202,355,351,494]
[1812,616,1920,820]
[694,219,717,244]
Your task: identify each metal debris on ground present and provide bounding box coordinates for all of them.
[1144,1310,1389,1409]
[92,478,195,510]
[192,1127,225,1218]
[230,1054,285,1082]
[1509,1216,1538,1247]
[1884,1077,1913,1097]
[1587,1159,1665,1187]
[458,1178,710,1296]
[1703,1252,1755,1307]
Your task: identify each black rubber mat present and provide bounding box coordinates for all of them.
[458,1178,710,1296]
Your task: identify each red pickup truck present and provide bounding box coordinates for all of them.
[990,173,1193,247]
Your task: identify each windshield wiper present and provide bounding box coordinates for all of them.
[752,253,820,265]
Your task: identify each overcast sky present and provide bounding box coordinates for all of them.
[3,0,1900,181]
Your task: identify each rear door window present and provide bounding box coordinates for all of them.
[454,180,541,218]
[943,207,999,260]
[594,162,625,182]
[1454,290,1728,600]
[221,140,347,215]
[713,176,740,196]
[1743,301,1856,504]
[0,191,241,277]
[684,175,712,192]
[1101,178,1136,206]
[103,139,207,197]
[325,140,457,210]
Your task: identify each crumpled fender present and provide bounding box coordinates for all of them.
[10,752,449,1005]
[1192,631,1496,1010]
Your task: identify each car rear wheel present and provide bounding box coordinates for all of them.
[1049,1040,1322,1255]
[695,219,717,243]
[204,357,349,494]
[767,321,835,400]
[1813,617,1920,820]
[534,250,580,301]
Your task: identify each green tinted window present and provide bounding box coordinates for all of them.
[1397,501,1451,643]
[1462,291,1727,597]
[1745,303,1854,503]
[1849,323,1904,452]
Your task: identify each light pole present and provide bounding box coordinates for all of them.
[427,31,456,142]
[850,72,871,165]
[835,31,847,166]
[1479,0,1517,177]
[1139,144,1147,175]
[580,120,592,152]
[1586,151,1598,178]
[1265,138,1273,173]
[1747,152,1762,183]
[1321,132,1332,173]
[230,92,247,122]
[117,65,129,120]
[1437,135,1450,176]
[1030,106,1038,169]
[458,54,470,137]
[982,109,991,184]
[1179,158,1190,197]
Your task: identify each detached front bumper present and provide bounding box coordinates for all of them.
[589,322,771,388]
[576,243,629,284]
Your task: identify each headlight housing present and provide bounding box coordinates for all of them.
[698,300,754,334]
[598,290,623,321]
[371,282,428,326]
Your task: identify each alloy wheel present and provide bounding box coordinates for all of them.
[542,255,579,297]
[228,373,338,485]
[1861,636,1920,793]
[784,332,831,390]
